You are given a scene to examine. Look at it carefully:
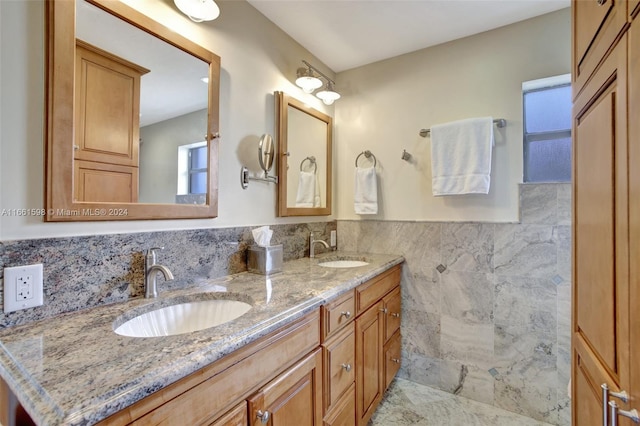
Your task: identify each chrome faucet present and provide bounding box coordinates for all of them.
[310,232,330,259]
[144,247,174,298]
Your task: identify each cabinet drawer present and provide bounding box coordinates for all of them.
[209,401,247,426]
[356,265,401,315]
[323,383,355,426]
[323,323,355,412]
[384,331,401,390]
[383,286,401,343]
[322,290,355,341]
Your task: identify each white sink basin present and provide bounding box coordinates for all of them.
[114,299,252,338]
[318,259,369,268]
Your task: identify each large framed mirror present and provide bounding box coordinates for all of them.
[275,92,332,216]
[45,0,220,221]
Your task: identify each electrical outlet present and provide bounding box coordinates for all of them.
[330,230,337,247]
[4,264,43,313]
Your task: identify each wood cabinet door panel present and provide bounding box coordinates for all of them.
[572,0,627,98]
[74,160,138,203]
[628,16,640,412]
[572,33,630,423]
[355,301,384,426]
[248,349,323,426]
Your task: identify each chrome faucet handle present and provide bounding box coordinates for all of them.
[146,247,164,263]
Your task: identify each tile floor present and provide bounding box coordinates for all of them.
[369,378,555,426]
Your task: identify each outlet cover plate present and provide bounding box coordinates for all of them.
[4,264,44,313]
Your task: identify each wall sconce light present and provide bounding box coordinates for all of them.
[174,0,220,22]
[295,60,341,105]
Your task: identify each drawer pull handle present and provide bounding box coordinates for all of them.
[341,363,352,372]
[256,410,270,424]
[391,358,400,364]
[390,312,400,318]
[609,401,640,425]
[340,311,351,319]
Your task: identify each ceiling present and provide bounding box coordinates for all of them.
[247,0,570,73]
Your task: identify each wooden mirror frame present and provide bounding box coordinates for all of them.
[44,0,220,221]
[276,91,332,217]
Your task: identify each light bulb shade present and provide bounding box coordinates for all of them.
[295,67,323,93]
[174,0,220,22]
[316,86,341,105]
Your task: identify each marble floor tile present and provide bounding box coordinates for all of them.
[370,378,554,426]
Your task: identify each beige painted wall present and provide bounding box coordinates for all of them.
[334,8,570,222]
[0,0,334,240]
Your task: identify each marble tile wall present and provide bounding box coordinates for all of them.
[0,221,336,328]
[337,183,571,425]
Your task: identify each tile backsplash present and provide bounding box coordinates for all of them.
[0,221,336,328]
[337,183,571,426]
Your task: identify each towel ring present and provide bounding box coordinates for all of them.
[355,150,377,167]
[300,156,317,173]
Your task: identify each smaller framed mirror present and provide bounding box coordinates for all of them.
[276,92,332,216]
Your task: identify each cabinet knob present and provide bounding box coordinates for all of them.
[73,144,79,151]
[596,0,606,5]
[391,358,401,364]
[206,132,220,140]
[340,311,351,319]
[380,308,388,314]
[256,410,270,424]
[341,363,352,372]
[390,312,400,318]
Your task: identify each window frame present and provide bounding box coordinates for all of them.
[522,74,572,183]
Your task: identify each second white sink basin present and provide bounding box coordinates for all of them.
[318,259,369,268]
[114,299,252,338]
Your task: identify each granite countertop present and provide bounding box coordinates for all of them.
[0,252,404,426]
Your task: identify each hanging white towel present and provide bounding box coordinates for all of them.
[430,117,494,196]
[295,171,321,207]
[354,166,378,214]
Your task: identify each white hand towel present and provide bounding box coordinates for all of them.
[354,166,378,214]
[295,171,318,207]
[430,117,494,196]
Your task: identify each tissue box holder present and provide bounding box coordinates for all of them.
[248,244,283,275]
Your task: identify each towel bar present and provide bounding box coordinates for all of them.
[355,150,377,167]
[419,118,506,137]
[300,156,317,173]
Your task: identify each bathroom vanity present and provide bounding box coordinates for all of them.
[0,253,403,426]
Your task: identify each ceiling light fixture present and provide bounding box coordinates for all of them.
[294,60,340,105]
[174,0,220,22]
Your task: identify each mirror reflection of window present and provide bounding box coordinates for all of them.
[189,146,208,194]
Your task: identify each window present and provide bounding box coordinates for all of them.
[188,145,208,194]
[177,141,207,195]
[522,74,572,182]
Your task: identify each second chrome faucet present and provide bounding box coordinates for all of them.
[310,232,330,258]
[144,247,174,298]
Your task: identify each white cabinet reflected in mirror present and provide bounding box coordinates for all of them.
[276,92,332,216]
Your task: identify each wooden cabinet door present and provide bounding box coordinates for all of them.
[627,15,640,422]
[355,300,384,426]
[572,0,627,98]
[383,331,401,391]
[248,349,323,426]
[572,34,630,426]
